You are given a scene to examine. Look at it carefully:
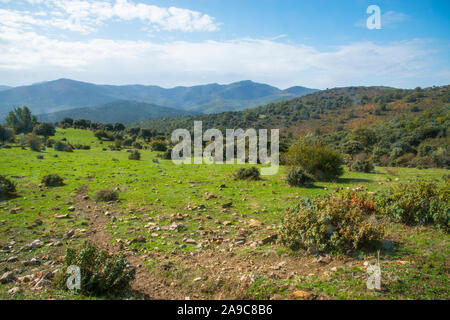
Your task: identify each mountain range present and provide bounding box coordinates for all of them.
[0,79,318,122]
[37,100,199,125]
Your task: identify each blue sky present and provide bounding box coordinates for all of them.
[0,0,448,89]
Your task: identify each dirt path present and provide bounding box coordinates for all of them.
[75,186,186,300]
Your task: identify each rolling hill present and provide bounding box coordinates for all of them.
[133,85,450,134]
[0,86,11,92]
[37,100,199,125]
[0,79,317,119]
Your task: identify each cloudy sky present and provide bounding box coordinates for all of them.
[0,0,449,89]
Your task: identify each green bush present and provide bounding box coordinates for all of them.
[42,174,65,187]
[54,141,73,152]
[26,134,42,151]
[349,159,374,173]
[376,180,449,232]
[286,167,314,187]
[57,242,135,297]
[286,140,343,181]
[95,189,119,202]
[159,148,172,160]
[0,175,17,200]
[234,167,261,181]
[280,192,383,253]
[128,150,141,160]
[150,140,167,152]
[132,142,142,150]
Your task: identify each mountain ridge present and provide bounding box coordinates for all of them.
[0,79,318,119]
[37,100,200,125]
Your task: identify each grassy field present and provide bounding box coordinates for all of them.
[0,128,448,300]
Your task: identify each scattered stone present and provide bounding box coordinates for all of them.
[314,255,332,264]
[63,229,75,239]
[7,256,18,263]
[185,239,197,244]
[133,235,146,243]
[8,287,21,295]
[248,219,263,228]
[292,290,313,300]
[23,258,40,267]
[259,234,277,245]
[0,271,17,284]
[193,277,202,283]
[222,202,233,209]
[55,214,70,219]
[330,267,338,272]
[68,206,76,212]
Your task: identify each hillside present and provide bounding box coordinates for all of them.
[0,79,317,119]
[134,86,449,134]
[37,100,199,124]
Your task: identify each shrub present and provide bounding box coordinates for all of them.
[122,139,133,147]
[132,142,142,150]
[26,134,42,151]
[234,167,261,181]
[95,189,119,202]
[57,242,135,297]
[286,140,343,181]
[150,140,167,152]
[0,175,17,200]
[128,150,141,160]
[286,167,314,187]
[33,122,55,138]
[280,192,383,253]
[54,141,73,152]
[349,159,374,173]
[159,148,172,160]
[376,180,449,232]
[73,144,91,150]
[42,174,64,187]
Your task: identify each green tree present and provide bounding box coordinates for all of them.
[33,122,56,139]
[6,106,37,134]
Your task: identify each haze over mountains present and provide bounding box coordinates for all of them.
[0,79,318,123]
[38,101,199,125]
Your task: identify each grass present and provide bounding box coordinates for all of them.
[0,128,448,300]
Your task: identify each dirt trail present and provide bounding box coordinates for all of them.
[75,186,185,300]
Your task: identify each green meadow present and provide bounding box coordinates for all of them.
[0,128,448,300]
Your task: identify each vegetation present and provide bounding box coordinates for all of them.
[128,150,141,160]
[41,174,64,187]
[25,134,42,152]
[285,140,344,181]
[376,180,449,232]
[285,167,314,187]
[234,167,261,180]
[280,192,383,253]
[0,175,17,200]
[95,189,119,202]
[57,242,135,297]
[5,107,37,134]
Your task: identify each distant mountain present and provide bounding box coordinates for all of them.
[37,100,199,124]
[0,78,318,119]
[284,86,318,96]
[0,86,11,92]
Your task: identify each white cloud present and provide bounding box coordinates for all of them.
[0,23,441,89]
[0,0,220,34]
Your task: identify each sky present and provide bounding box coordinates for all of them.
[0,0,449,89]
